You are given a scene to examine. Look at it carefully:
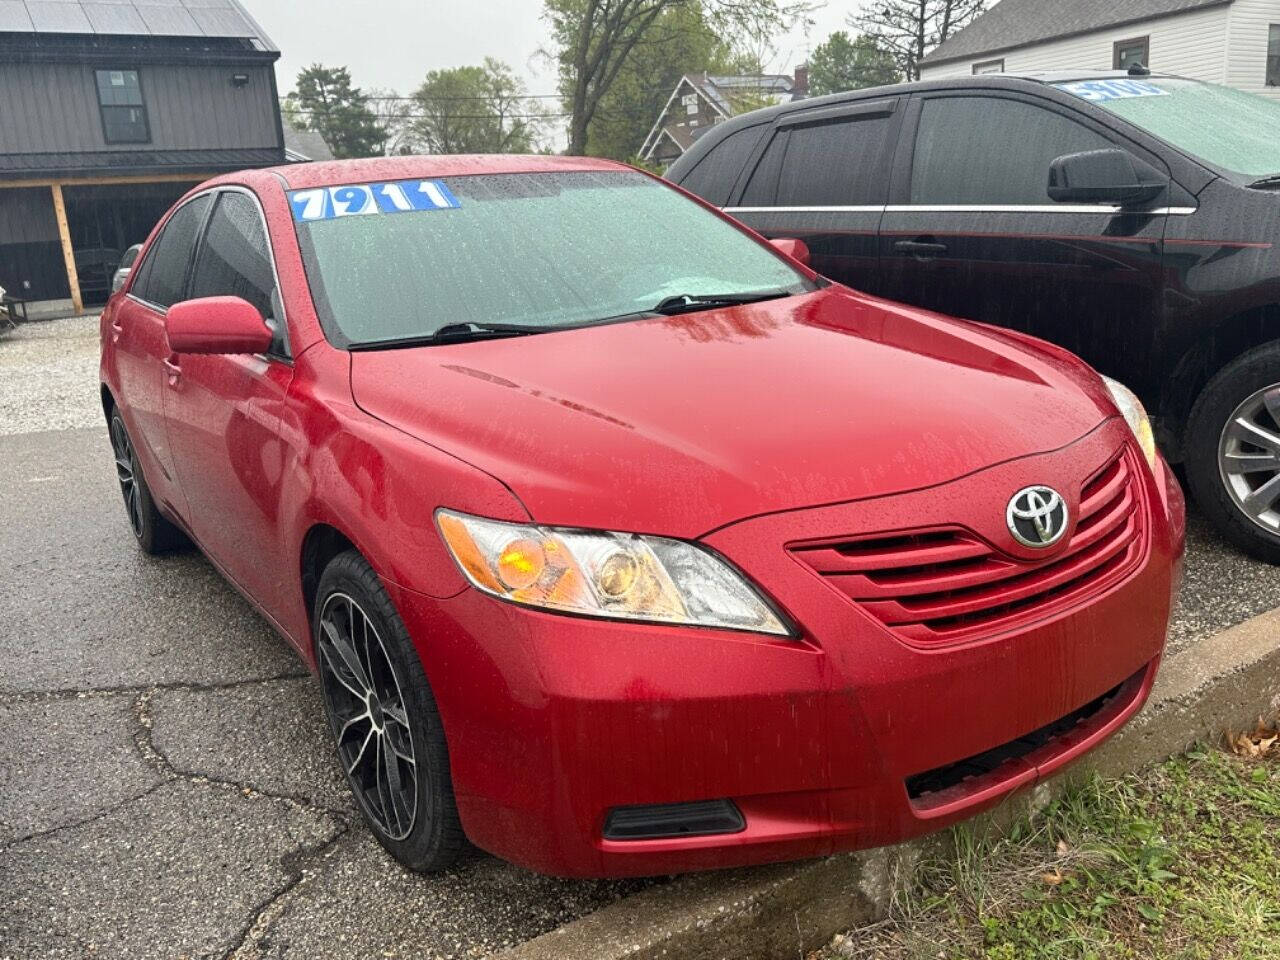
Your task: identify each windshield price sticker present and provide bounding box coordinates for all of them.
[1056,79,1169,103]
[289,180,461,222]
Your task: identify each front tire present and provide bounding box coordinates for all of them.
[108,409,186,554]
[1185,343,1280,563]
[314,550,465,872]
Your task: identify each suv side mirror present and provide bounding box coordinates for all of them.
[769,237,811,266]
[166,296,273,355]
[1048,149,1167,206]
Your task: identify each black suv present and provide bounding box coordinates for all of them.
[668,71,1280,562]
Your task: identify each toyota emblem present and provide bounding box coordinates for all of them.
[1007,486,1069,548]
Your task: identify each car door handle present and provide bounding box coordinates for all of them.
[110,318,123,342]
[163,356,181,382]
[893,239,949,258]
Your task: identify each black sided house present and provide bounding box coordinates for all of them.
[0,0,286,316]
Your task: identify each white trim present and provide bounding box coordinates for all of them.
[723,204,1197,216]
[885,204,1196,215]
[725,205,885,214]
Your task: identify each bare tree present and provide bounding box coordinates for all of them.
[848,0,985,81]
[546,0,815,156]
[366,88,416,156]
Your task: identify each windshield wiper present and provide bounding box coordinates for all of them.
[651,289,792,316]
[1246,173,1280,189]
[349,322,547,350]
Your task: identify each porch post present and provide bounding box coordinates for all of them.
[50,182,82,316]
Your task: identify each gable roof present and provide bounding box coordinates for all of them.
[639,73,796,161]
[283,127,336,163]
[921,0,1232,66]
[0,0,277,52]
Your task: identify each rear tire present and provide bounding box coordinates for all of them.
[1185,343,1280,564]
[314,550,465,872]
[108,409,186,554]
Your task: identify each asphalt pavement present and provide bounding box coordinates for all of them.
[0,317,647,960]
[2,315,1277,959]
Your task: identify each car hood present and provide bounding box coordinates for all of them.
[349,286,1113,538]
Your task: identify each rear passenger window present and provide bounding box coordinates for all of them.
[911,96,1113,205]
[737,114,894,208]
[132,194,210,308]
[775,115,894,207]
[677,125,767,206]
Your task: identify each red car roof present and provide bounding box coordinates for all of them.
[267,154,631,190]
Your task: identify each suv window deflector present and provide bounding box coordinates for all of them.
[778,99,897,129]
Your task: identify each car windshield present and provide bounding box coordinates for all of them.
[1057,77,1280,177]
[291,170,810,348]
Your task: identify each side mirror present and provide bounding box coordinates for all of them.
[166,296,273,355]
[769,237,811,266]
[1048,148,1167,206]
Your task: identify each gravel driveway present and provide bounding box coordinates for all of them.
[2,315,1277,959]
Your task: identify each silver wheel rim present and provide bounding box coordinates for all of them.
[109,415,144,538]
[317,592,418,841]
[1218,384,1280,534]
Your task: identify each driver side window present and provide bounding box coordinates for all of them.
[188,191,288,357]
[911,96,1114,205]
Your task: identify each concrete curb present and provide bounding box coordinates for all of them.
[501,607,1280,960]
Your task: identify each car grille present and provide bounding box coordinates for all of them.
[789,448,1145,646]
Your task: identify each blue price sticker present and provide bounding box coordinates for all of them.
[289,179,461,222]
[1056,79,1170,103]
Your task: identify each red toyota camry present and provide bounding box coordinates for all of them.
[100,156,1185,878]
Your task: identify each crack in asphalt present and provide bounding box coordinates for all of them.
[131,687,354,820]
[2,679,347,861]
[221,825,355,960]
[0,782,168,855]
[0,669,312,705]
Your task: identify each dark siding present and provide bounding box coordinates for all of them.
[0,188,69,300]
[0,61,280,154]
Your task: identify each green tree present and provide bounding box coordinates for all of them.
[849,0,985,81]
[808,31,900,96]
[585,4,733,159]
[409,58,546,154]
[545,0,815,156]
[291,65,385,159]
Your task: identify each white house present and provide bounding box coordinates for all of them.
[639,70,806,167]
[919,0,1280,100]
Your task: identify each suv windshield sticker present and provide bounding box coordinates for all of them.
[289,180,461,222]
[1056,79,1170,103]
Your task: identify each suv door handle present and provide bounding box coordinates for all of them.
[893,239,949,258]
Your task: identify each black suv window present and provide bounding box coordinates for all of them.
[739,129,789,205]
[911,96,1113,205]
[678,125,767,206]
[189,191,285,354]
[776,115,893,206]
[132,194,210,309]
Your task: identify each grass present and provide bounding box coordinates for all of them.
[819,738,1280,960]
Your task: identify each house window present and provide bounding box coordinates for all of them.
[973,59,1005,75]
[95,69,149,144]
[1113,37,1150,71]
[1268,25,1280,86]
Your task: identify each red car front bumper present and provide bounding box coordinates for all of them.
[389,421,1184,877]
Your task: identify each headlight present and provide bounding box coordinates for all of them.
[436,510,791,636]
[1102,376,1157,468]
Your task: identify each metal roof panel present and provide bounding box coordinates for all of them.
[81,2,148,32]
[0,0,35,29]
[25,1,94,31]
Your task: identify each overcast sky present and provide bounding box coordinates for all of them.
[250,0,868,98]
